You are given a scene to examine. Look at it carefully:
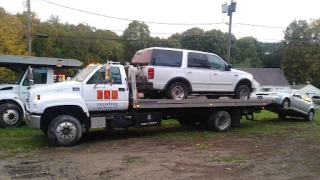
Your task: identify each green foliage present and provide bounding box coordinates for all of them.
[122,20,151,61]
[282,19,320,87]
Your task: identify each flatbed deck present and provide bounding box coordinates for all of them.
[133,99,273,108]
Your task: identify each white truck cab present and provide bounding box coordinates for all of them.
[0,55,83,128]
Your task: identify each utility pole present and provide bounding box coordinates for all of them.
[222,0,237,64]
[27,0,31,56]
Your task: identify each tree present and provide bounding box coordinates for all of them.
[122,21,151,61]
[0,7,28,83]
[233,37,263,68]
[281,20,318,86]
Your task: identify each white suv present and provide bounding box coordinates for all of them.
[130,47,254,100]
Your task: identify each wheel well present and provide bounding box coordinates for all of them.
[41,105,86,130]
[0,100,23,110]
[164,77,193,92]
[234,79,252,92]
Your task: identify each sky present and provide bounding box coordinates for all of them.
[1,0,320,43]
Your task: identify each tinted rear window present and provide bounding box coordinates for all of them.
[131,49,152,66]
[153,49,182,67]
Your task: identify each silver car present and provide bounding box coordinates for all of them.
[252,89,315,121]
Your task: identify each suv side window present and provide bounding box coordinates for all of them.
[153,49,183,67]
[207,54,226,71]
[23,68,47,86]
[110,67,122,84]
[187,52,210,69]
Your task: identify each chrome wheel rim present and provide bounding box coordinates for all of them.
[55,122,77,141]
[239,89,249,99]
[2,109,19,125]
[171,86,185,100]
[309,111,314,121]
[217,115,228,130]
[283,100,289,109]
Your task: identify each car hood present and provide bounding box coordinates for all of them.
[231,69,252,76]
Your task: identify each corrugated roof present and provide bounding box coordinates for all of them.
[236,68,290,86]
[0,54,83,67]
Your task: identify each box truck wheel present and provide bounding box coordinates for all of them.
[0,103,23,128]
[207,110,231,132]
[48,115,83,147]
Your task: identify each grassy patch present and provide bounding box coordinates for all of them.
[1,110,320,158]
[123,155,142,164]
[0,126,50,159]
[235,110,320,139]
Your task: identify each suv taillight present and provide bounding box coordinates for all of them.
[148,68,154,79]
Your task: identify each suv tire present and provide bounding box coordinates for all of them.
[234,85,250,99]
[166,81,188,100]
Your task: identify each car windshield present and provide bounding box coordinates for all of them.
[276,89,295,94]
[72,66,97,82]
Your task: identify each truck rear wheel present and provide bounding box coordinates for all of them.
[48,115,82,147]
[207,110,231,132]
[0,103,23,128]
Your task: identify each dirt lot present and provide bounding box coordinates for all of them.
[1,125,320,180]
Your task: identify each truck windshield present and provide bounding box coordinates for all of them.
[72,66,97,82]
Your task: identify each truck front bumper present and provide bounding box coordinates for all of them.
[26,112,41,129]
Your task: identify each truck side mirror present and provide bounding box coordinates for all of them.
[27,66,34,85]
[105,68,114,86]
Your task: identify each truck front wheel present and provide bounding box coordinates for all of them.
[48,115,83,147]
[0,103,23,128]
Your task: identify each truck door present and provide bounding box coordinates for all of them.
[82,66,129,111]
[19,68,48,105]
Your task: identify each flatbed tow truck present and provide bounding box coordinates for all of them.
[26,61,273,147]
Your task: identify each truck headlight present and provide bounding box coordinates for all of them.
[36,95,40,100]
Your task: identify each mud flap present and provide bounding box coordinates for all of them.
[230,108,241,127]
[0,104,8,128]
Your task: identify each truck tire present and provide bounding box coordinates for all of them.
[48,115,83,147]
[207,110,231,132]
[0,103,23,128]
[166,81,188,100]
[234,85,250,99]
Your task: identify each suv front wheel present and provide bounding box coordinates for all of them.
[166,81,188,100]
[234,85,250,99]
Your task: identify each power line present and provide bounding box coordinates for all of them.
[37,0,285,29]
[31,34,299,46]
[37,0,224,26]
[28,24,283,41]
[233,22,285,29]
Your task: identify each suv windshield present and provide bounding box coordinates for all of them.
[72,66,97,82]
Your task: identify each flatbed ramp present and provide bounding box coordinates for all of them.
[133,99,273,108]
